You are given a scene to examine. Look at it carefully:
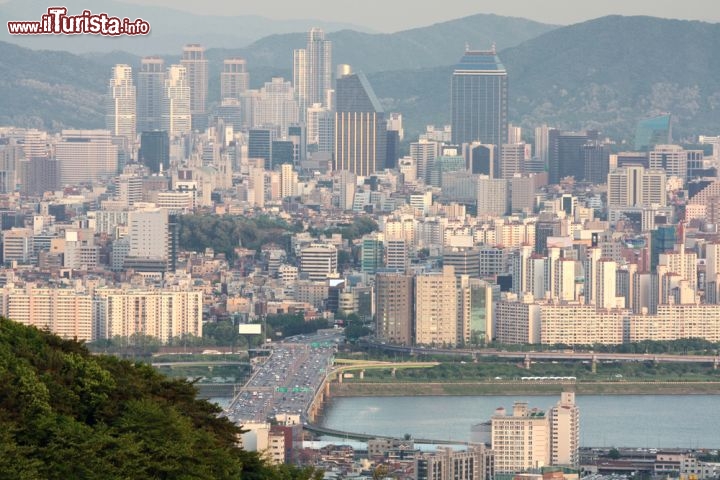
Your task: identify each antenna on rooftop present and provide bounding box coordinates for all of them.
[465,42,470,52]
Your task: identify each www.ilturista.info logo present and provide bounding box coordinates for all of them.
[7,7,150,35]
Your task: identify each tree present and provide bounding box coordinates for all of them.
[0,318,320,479]
[607,448,621,459]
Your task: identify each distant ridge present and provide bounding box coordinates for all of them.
[211,13,557,73]
[368,15,720,140]
[1,15,718,140]
[0,0,372,54]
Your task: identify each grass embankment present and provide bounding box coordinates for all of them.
[331,380,720,396]
[329,356,720,395]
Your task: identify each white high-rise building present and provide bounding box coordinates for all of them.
[492,393,578,473]
[554,257,577,301]
[549,392,580,468]
[500,142,528,179]
[415,266,458,346]
[659,243,698,291]
[649,144,687,180]
[255,78,299,134]
[410,139,439,184]
[294,28,332,117]
[280,163,297,198]
[477,175,508,217]
[1,286,93,341]
[137,56,165,132]
[607,165,666,212]
[306,103,334,151]
[596,258,618,309]
[385,239,409,272]
[181,44,208,129]
[94,288,202,343]
[534,124,551,165]
[127,206,168,261]
[300,243,338,281]
[105,64,136,146]
[56,130,118,185]
[161,65,191,138]
[492,401,550,473]
[706,242,720,300]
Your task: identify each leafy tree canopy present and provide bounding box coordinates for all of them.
[0,318,319,480]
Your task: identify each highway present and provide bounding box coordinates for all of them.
[363,341,720,365]
[222,330,341,425]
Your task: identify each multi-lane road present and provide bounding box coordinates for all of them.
[221,335,719,426]
[222,331,341,425]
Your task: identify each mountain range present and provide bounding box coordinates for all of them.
[0,0,370,54]
[0,14,718,142]
[371,15,720,140]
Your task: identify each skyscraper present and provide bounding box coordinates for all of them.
[255,78,299,135]
[415,266,459,346]
[549,392,580,468]
[161,65,191,138]
[140,131,169,173]
[334,70,387,176]
[137,56,165,133]
[181,44,208,130]
[548,130,596,184]
[105,64,136,146]
[294,28,332,117]
[451,47,508,177]
[220,58,249,102]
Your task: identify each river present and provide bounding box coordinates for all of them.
[317,395,720,448]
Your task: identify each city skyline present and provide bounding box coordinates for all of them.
[2,0,720,475]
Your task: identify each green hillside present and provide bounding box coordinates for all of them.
[0,318,319,479]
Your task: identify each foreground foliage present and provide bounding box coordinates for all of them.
[0,318,319,479]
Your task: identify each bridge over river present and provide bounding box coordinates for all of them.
[303,423,469,446]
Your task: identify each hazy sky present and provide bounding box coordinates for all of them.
[119,0,720,31]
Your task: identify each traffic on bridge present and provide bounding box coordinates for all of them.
[222,330,341,425]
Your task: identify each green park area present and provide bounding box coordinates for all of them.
[330,350,720,395]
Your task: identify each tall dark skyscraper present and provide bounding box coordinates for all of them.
[140,131,170,173]
[334,71,387,176]
[451,47,508,177]
[181,44,208,131]
[137,56,165,133]
[249,129,274,169]
[548,130,599,184]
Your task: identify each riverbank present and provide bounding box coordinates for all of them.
[330,380,720,396]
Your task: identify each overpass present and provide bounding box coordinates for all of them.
[303,423,469,446]
[363,341,720,369]
[152,361,251,367]
[305,360,439,423]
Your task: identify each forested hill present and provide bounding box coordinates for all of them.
[0,318,320,479]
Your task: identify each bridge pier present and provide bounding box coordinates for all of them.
[714,357,719,370]
[524,354,531,370]
[391,368,396,377]
[337,373,343,384]
[359,370,364,379]
[591,355,597,374]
